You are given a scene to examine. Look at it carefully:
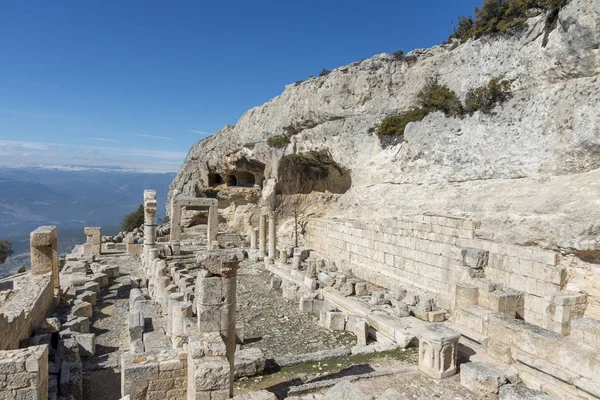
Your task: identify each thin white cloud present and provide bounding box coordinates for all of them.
[92,137,122,143]
[0,140,186,172]
[134,134,172,140]
[190,130,212,135]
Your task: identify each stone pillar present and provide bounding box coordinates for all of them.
[195,251,242,397]
[268,212,277,260]
[143,190,157,263]
[148,248,158,277]
[30,226,60,291]
[250,228,258,250]
[207,204,218,250]
[418,324,461,379]
[125,233,135,254]
[172,300,192,348]
[167,292,184,335]
[258,214,267,259]
[83,227,101,256]
[292,248,302,270]
[279,249,288,264]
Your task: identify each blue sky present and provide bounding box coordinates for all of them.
[0,0,481,172]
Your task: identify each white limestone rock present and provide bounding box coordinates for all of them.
[323,381,372,400]
[499,384,553,400]
[460,362,510,395]
[168,0,600,253]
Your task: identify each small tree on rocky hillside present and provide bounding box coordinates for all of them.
[0,240,13,264]
[121,204,144,232]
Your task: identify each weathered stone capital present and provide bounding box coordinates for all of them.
[195,250,243,278]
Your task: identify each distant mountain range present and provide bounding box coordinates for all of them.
[0,165,175,277]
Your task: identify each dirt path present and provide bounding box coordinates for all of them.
[237,260,356,357]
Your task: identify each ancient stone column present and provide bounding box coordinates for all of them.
[83,227,101,256]
[30,226,60,291]
[250,228,258,250]
[279,249,288,264]
[167,292,185,336]
[169,190,181,256]
[292,248,302,270]
[418,324,461,379]
[207,204,218,250]
[143,190,157,263]
[125,233,135,254]
[195,250,242,396]
[268,212,277,260]
[258,214,267,259]
[171,300,192,348]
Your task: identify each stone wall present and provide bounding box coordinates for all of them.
[121,349,187,400]
[0,345,48,399]
[306,215,568,324]
[0,273,54,351]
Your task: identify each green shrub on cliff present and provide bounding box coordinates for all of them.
[448,0,570,43]
[0,240,13,264]
[376,108,428,136]
[121,204,144,232]
[417,78,463,117]
[267,135,291,149]
[17,266,26,273]
[465,76,514,113]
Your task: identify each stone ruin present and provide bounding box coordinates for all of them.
[2,1,600,397]
[2,182,599,400]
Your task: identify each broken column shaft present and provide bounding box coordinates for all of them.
[258,214,267,259]
[143,190,157,265]
[268,212,277,260]
[207,204,218,250]
[30,226,60,292]
[195,250,242,397]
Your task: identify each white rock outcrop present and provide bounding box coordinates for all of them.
[169,0,600,252]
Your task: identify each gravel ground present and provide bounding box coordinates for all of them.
[236,260,356,357]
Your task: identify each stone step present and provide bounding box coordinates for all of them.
[457,305,495,334]
[453,323,490,351]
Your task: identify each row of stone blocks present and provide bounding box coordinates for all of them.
[453,277,600,399]
[48,259,119,399]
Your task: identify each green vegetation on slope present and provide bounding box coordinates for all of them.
[0,240,13,264]
[376,76,513,137]
[267,135,291,149]
[449,0,569,43]
[121,204,144,232]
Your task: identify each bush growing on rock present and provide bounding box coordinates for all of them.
[465,76,514,113]
[392,50,405,60]
[376,108,428,136]
[266,135,291,148]
[0,240,13,264]
[448,0,570,42]
[319,69,331,77]
[121,204,144,232]
[17,266,26,273]
[417,78,463,116]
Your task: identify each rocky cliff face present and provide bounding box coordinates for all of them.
[169,0,599,253]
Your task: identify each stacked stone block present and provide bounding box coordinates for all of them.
[83,227,102,257]
[30,225,60,292]
[306,216,565,322]
[0,273,54,350]
[187,333,231,400]
[0,345,48,399]
[121,350,187,400]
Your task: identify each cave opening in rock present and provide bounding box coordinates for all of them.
[222,171,257,188]
[208,173,224,187]
[233,171,256,187]
[276,151,351,195]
